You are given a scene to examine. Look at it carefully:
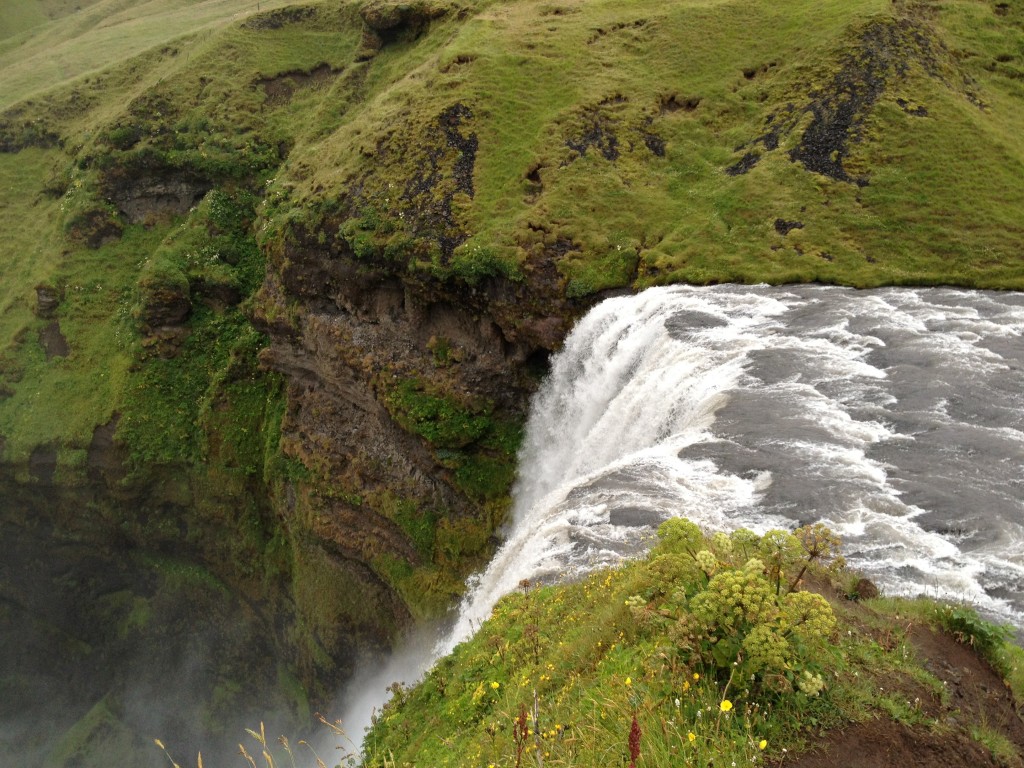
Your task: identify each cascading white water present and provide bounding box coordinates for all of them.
[438,287,794,651]
[341,283,1024,746]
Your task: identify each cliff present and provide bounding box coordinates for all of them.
[1,0,1023,764]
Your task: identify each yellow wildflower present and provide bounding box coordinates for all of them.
[687,732,696,742]
[759,739,768,750]
[693,673,700,681]
[490,681,500,690]
[625,677,632,686]
[720,699,733,712]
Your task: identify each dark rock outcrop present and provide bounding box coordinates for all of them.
[109,175,210,225]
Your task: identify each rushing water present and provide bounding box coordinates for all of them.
[343,284,1024,741]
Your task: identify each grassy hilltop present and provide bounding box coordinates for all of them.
[1,0,1024,765]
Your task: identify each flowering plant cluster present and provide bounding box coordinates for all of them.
[631,519,841,692]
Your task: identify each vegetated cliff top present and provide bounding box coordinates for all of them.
[356,520,1024,768]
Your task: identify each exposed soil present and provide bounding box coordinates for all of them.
[783,623,1024,768]
[587,18,649,45]
[257,63,342,107]
[659,94,700,113]
[774,218,804,236]
[241,5,317,30]
[39,320,69,359]
[397,102,478,258]
[565,97,624,162]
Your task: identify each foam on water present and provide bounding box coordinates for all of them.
[445,285,1024,644]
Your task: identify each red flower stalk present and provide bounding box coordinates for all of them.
[628,714,642,768]
[513,706,529,768]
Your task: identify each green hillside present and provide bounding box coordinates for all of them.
[3,0,1024,469]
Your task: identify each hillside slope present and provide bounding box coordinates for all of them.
[1,0,1023,765]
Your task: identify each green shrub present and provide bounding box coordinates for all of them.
[933,604,1013,661]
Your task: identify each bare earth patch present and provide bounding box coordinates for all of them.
[783,624,1024,768]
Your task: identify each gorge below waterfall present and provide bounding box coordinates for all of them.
[345,283,1024,742]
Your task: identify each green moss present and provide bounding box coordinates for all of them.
[383,378,492,449]
[140,553,230,596]
[452,453,515,501]
[563,245,639,299]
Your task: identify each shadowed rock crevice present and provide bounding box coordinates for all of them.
[358,1,450,59]
[28,444,57,484]
[108,174,211,224]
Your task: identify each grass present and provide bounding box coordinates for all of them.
[267,0,1024,296]
[0,148,64,353]
[3,0,1023,468]
[0,0,297,110]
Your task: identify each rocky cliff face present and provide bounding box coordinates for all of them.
[251,207,578,661]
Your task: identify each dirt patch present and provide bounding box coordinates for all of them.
[783,717,1005,768]
[34,285,62,318]
[39,321,69,359]
[87,414,124,483]
[524,163,545,202]
[587,18,649,45]
[774,218,804,235]
[659,94,700,114]
[565,96,626,162]
[911,626,1024,748]
[392,102,478,258]
[742,61,777,80]
[784,624,1024,768]
[241,5,317,30]
[257,63,342,107]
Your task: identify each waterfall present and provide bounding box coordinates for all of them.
[442,284,1024,651]
[341,283,1024,746]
